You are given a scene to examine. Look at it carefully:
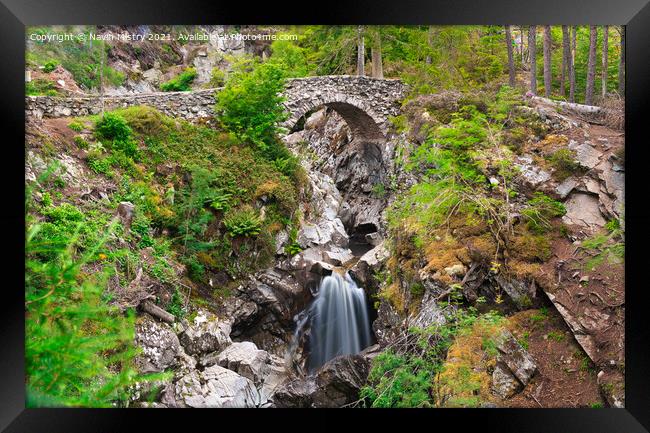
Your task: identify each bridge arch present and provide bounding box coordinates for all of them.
[282,76,406,142]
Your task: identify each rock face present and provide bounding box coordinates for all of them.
[273,354,370,408]
[229,268,306,356]
[178,310,232,356]
[562,192,607,228]
[134,314,181,373]
[209,341,270,385]
[312,354,371,407]
[349,242,390,291]
[163,365,260,408]
[491,330,537,399]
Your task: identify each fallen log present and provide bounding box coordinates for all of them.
[140,299,175,323]
[528,95,611,116]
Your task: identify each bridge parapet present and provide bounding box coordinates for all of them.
[26,75,407,141]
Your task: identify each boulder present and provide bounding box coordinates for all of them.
[444,263,467,278]
[321,247,354,266]
[312,354,371,407]
[568,140,600,169]
[258,355,290,407]
[495,329,537,386]
[206,341,270,385]
[492,363,522,399]
[163,365,260,408]
[273,354,370,408]
[562,192,606,228]
[134,314,181,373]
[116,202,135,231]
[272,377,317,408]
[349,242,389,289]
[178,310,232,356]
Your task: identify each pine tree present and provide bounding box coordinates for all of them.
[357,25,365,76]
[561,25,570,97]
[505,26,515,86]
[529,25,537,95]
[618,26,625,96]
[543,25,552,97]
[371,28,384,79]
[602,25,609,98]
[570,26,577,102]
[585,25,598,105]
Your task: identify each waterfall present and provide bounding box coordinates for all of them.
[295,272,372,373]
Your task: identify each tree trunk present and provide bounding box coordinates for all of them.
[426,25,434,65]
[543,25,552,97]
[521,26,527,65]
[371,29,384,78]
[585,25,597,105]
[529,25,537,95]
[602,25,609,98]
[356,25,365,76]
[505,26,515,86]
[618,26,625,96]
[561,25,570,97]
[570,26,577,102]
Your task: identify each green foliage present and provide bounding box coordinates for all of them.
[360,351,434,408]
[166,289,186,319]
[579,222,625,271]
[95,113,140,159]
[215,58,293,171]
[547,149,581,181]
[223,206,262,237]
[95,112,132,142]
[43,60,58,73]
[266,39,310,77]
[68,120,85,132]
[361,307,504,408]
[26,27,125,90]
[284,226,303,256]
[522,192,566,234]
[26,79,59,96]
[209,68,226,87]
[160,67,197,92]
[25,184,160,407]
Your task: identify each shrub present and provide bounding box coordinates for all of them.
[160,67,197,92]
[547,148,581,181]
[223,206,262,237]
[26,79,59,96]
[522,192,566,234]
[72,135,87,150]
[68,120,85,132]
[95,113,140,159]
[43,60,58,73]
[95,113,133,142]
[210,68,226,87]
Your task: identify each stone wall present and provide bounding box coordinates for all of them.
[26,76,407,137]
[25,88,218,121]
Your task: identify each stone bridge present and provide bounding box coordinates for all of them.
[25,75,407,141]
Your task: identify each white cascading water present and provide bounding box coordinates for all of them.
[292,272,372,373]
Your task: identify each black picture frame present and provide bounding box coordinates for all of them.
[2,1,649,431]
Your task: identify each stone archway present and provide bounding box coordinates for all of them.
[281,75,407,142]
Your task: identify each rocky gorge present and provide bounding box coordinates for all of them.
[24,25,626,409]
